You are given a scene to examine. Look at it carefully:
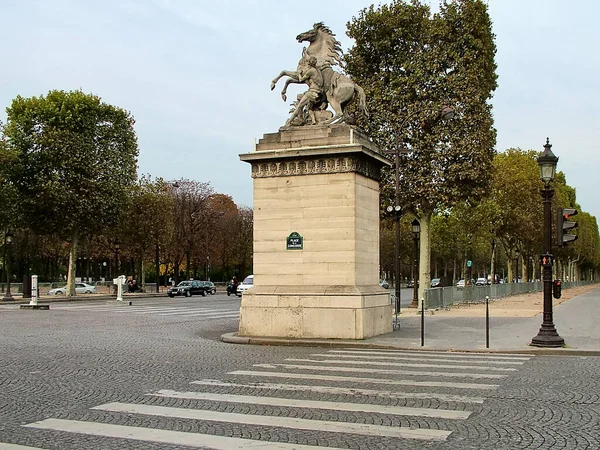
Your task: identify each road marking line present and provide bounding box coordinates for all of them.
[0,444,46,449]
[24,418,345,449]
[296,357,516,372]
[229,370,499,390]
[155,310,238,317]
[90,403,453,441]
[149,390,471,419]
[190,379,485,403]
[335,349,530,360]
[320,352,526,365]
[253,363,506,379]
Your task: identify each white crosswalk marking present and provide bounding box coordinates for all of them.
[10,347,530,448]
[255,362,508,379]
[34,303,239,319]
[149,389,471,419]
[333,349,530,361]
[228,369,500,390]
[320,351,527,365]
[0,444,46,450]
[25,418,343,449]
[302,355,517,371]
[190,378,486,403]
[92,402,453,440]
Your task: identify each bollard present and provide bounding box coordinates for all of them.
[421,297,425,347]
[30,275,38,306]
[485,295,490,348]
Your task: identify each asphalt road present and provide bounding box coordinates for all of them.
[1,293,598,449]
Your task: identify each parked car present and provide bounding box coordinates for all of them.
[475,277,487,286]
[406,280,418,288]
[201,281,217,295]
[236,275,254,297]
[167,280,208,298]
[456,279,465,289]
[430,278,441,288]
[379,280,389,289]
[48,282,97,295]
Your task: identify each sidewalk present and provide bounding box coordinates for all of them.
[222,285,600,355]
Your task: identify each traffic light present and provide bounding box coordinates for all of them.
[552,279,562,299]
[557,208,578,246]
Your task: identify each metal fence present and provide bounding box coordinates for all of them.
[424,280,596,310]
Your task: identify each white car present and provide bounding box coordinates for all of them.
[236,275,254,297]
[48,282,97,295]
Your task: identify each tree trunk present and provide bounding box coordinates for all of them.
[66,235,78,296]
[418,211,432,309]
[490,242,496,284]
[521,256,527,283]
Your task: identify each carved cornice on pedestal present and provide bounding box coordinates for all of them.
[250,155,382,181]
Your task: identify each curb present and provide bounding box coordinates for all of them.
[219,332,600,356]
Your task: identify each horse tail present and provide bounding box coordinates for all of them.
[355,84,368,117]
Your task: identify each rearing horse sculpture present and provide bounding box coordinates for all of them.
[270,22,368,126]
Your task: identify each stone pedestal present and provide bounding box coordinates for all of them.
[238,124,392,339]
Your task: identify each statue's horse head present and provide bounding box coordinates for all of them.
[295,22,343,68]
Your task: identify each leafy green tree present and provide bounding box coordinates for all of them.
[4,90,138,296]
[490,149,542,282]
[346,0,498,302]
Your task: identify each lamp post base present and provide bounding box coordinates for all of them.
[530,324,565,347]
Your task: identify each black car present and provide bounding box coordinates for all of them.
[201,281,216,295]
[167,280,207,297]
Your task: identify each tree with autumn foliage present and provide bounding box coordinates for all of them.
[346,0,498,302]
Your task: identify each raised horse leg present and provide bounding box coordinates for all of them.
[281,78,302,102]
[270,70,299,91]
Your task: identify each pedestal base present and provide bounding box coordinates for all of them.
[20,304,50,310]
[106,300,132,306]
[239,286,392,340]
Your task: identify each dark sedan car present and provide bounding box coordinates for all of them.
[167,280,207,297]
[201,281,217,295]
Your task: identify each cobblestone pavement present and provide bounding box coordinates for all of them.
[1,295,599,449]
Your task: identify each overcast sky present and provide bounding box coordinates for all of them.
[1,0,598,220]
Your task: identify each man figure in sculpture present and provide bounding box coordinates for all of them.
[284,56,324,127]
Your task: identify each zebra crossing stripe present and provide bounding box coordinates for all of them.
[149,390,471,419]
[0,444,45,449]
[254,363,507,379]
[90,402,453,440]
[24,418,345,449]
[177,312,239,318]
[229,369,499,390]
[295,357,516,372]
[335,349,530,360]
[190,379,485,403]
[155,310,238,317]
[320,351,527,365]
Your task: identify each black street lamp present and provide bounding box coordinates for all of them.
[2,231,14,302]
[531,138,564,348]
[411,219,420,308]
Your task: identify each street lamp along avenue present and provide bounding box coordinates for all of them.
[531,138,564,348]
[411,219,420,308]
[386,204,402,321]
[2,231,14,302]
